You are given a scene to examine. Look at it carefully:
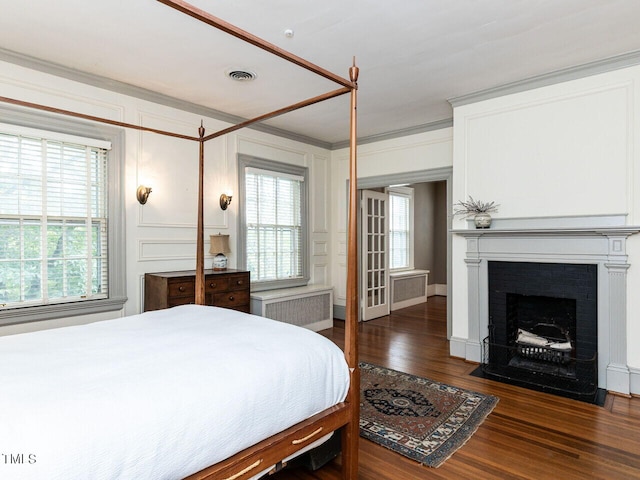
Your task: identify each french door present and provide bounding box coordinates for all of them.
[361,190,390,321]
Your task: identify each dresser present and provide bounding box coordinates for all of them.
[144,269,250,313]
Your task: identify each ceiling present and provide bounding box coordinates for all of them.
[2,0,640,147]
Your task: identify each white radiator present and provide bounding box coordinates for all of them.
[250,285,333,332]
[390,270,429,311]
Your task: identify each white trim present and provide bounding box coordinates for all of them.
[429,283,448,297]
[449,337,468,359]
[630,367,640,396]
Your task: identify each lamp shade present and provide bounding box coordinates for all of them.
[209,234,231,254]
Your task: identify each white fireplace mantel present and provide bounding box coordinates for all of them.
[453,216,640,395]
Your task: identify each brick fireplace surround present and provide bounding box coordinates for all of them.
[454,215,640,395]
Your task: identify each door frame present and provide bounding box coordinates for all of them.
[355,167,453,338]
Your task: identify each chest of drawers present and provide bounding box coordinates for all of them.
[144,269,250,313]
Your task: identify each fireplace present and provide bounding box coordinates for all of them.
[481,261,599,402]
[452,215,639,397]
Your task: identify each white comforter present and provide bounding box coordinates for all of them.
[0,305,350,479]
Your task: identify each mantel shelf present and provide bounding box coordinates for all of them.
[452,226,640,237]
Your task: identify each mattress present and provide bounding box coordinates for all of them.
[0,304,350,479]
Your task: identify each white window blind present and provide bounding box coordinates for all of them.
[244,167,304,283]
[389,190,411,270]
[0,129,109,308]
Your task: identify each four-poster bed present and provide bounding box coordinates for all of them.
[0,1,360,479]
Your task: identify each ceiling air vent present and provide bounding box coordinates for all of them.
[226,69,257,81]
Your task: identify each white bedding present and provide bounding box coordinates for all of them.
[0,305,350,479]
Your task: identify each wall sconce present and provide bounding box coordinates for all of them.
[209,234,231,271]
[136,185,152,205]
[220,193,233,210]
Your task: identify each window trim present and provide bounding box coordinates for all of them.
[0,104,127,326]
[237,154,309,292]
[387,186,414,272]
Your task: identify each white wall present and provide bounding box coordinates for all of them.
[451,64,640,393]
[0,60,332,335]
[9,53,639,393]
[330,128,453,312]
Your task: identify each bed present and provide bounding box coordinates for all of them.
[0,1,360,479]
[0,305,350,479]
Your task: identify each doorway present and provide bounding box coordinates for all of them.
[356,167,452,338]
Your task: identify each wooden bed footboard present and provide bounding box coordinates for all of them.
[185,403,352,480]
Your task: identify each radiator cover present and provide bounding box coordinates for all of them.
[251,285,334,332]
[390,270,429,311]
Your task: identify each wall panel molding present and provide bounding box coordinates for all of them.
[138,239,198,262]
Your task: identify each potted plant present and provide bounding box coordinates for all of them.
[453,196,499,229]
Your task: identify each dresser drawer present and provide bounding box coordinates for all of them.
[168,280,195,298]
[227,274,250,291]
[205,277,230,293]
[212,290,249,309]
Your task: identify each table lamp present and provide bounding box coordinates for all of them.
[209,234,231,271]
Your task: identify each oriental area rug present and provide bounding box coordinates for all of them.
[359,362,499,468]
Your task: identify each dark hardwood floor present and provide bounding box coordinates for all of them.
[273,296,640,479]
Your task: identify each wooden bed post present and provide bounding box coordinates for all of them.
[195,122,206,305]
[342,59,360,480]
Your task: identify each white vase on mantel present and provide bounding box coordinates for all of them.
[474,212,492,229]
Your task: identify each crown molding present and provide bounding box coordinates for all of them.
[331,118,453,150]
[0,47,457,150]
[0,47,334,150]
[8,46,635,151]
[448,49,640,108]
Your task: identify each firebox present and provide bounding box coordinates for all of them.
[481,261,600,403]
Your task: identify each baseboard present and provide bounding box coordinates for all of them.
[333,304,346,321]
[428,284,447,297]
[607,363,631,396]
[449,336,467,359]
[630,366,640,395]
[304,319,333,332]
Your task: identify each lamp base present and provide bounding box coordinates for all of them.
[213,253,228,271]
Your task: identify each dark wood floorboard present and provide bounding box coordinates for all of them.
[273,296,640,479]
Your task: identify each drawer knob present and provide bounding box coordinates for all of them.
[229,295,235,301]
[237,280,244,285]
[178,286,185,292]
[210,283,216,288]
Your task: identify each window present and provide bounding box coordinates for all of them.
[0,106,126,325]
[388,186,414,270]
[238,155,309,291]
